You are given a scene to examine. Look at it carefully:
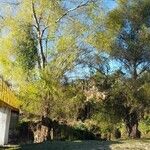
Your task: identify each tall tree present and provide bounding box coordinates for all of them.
[0,0,92,118]
[90,0,150,138]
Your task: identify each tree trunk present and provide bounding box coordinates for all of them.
[125,112,141,138]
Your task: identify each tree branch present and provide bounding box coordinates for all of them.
[56,0,95,22]
[32,1,40,32]
[41,26,49,38]
[0,15,4,20]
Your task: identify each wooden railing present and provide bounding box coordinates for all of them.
[0,78,20,110]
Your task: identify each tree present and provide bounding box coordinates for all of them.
[90,0,150,138]
[0,0,91,118]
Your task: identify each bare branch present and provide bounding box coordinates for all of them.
[41,26,49,38]
[56,0,95,23]
[31,1,40,32]
[0,15,4,20]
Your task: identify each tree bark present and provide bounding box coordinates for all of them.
[125,111,141,138]
[32,1,46,69]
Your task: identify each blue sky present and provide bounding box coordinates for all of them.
[0,0,117,11]
[0,0,117,20]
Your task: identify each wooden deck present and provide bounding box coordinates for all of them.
[0,78,20,111]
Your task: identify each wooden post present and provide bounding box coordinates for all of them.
[50,128,54,140]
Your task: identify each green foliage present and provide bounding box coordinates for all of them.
[139,117,150,136]
[16,26,38,71]
[0,0,83,117]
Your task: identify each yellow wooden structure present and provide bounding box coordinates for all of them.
[0,78,20,111]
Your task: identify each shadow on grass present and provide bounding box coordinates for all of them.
[14,140,122,150]
[1,138,150,150]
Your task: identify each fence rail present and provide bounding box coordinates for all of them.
[0,78,20,110]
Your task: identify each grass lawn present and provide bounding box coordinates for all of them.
[0,139,149,150]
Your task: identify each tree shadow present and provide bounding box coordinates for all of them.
[17,140,122,150]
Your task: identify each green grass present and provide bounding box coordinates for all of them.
[0,139,150,150]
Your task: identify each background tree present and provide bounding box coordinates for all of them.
[89,0,150,138]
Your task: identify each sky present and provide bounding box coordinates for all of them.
[0,0,117,13]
